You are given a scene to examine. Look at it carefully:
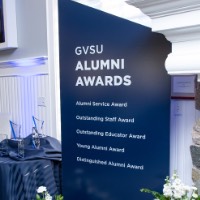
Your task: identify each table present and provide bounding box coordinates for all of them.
[0,135,62,200]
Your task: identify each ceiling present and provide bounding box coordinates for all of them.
[71,0,152,27]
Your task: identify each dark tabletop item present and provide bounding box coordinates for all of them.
[0,134,62,200]
[0,134,62,161]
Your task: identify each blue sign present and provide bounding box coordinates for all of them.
[59,1,171,199]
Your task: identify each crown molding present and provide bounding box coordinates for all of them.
[159,25,200,43]
[126,0,200,18]
[127,0,200,78]
[165,53,200,75]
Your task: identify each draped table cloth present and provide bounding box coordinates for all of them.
[0,135,62,200]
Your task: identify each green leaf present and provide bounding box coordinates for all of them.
[140,188,169,200]
[36,194,41,200]
[55,194,64,200]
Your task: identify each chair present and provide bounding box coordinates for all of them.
[9,121,21,139]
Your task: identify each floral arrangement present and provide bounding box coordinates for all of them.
[36,186,63,200]
[140,171,200,200]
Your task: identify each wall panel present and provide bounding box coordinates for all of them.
[0,75,50,138]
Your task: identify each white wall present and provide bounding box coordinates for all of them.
[0,0,47,61]
[0,73,50,137]
[0,0,61,140]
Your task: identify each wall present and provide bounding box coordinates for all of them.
[0,0,47,61]
[0,0,54,138]
[0,73,50,137]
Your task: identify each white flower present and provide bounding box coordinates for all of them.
[162,171,198,199]
[172,172,178,180]
[141,171,200,200]
[192,192,198,198]
[163,184,172,197]
[173,189,185,199]
[37,186,47,193]
[45,193,52,200]
[173,178,182,185]
[191,186,198,191]
[183,185,191,192]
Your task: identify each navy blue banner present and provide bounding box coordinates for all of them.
[59,1,171,199]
